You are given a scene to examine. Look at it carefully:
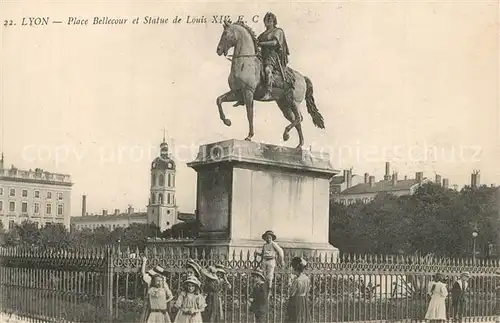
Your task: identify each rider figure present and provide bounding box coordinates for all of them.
[257,12,290,101]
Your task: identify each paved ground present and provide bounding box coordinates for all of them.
[1,313,498,323]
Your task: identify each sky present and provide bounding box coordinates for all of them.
[0,1,499,217]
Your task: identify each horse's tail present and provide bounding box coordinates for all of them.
[304,76,325,129]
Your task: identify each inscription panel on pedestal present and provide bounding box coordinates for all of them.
[197,166,231,234]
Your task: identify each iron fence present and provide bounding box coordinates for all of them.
[1,246,499,323]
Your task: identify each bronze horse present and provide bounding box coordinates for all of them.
[216,20,325,148]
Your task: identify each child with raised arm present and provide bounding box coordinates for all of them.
[254,230,284,289]
[140,256,174,323]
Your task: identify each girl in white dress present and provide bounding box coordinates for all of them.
[173,276,206,323]
[425,273,448,323]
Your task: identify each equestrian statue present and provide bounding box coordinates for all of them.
[216,12,325,149]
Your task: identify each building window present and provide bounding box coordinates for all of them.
[9,201,15,212]
[0,188,3,195]
[167,174,171,187]
[159,174,165,186]
[34,203,40,214]
[9,220,15,230]
[34,190,40,198]
[167,193,171,204]
[46,192,52,199]
[57,204,64,216]
[46,203,52,215]
[9,189,15,197]
[158,193,163,204]
[172,175,175,187]
[151,174,156,186]
[151,194,156,204]
[58,193,63,200]
[21,202,28,214]
[0,201,3,212]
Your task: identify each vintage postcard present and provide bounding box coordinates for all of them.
[0,1,498,322]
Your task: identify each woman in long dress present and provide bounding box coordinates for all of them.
[286,257,311,323]
[425,272,448,323]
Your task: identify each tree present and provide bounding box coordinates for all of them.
[39,223,72,249]
[329,182,500,258]
[0,221,5,245]
[161,220,200,239]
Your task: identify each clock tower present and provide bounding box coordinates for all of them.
[147,136,178,231]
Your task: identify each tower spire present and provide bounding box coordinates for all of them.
[162,127,166,144]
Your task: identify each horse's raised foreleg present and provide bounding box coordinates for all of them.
[242,89,255,141]
[282,100,304,148]
[277,98,304,148]
[216,91,241,127]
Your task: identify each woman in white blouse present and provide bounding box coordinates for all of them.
[425,272,448,323]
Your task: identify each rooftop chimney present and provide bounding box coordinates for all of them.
[0,153,4,169]
[471,170,480,188]
[369,176,375,187]
[81,195,87,217]
[391,172,398,186]
[114,209,120,216]
[103,209,108,216]
[416,172,424,183]
[364,173,369,184]
[404,175,408,180]
[346,168,353,188]
[127,205,134,214]
[443,178,449,189]
[343,170,349,183]
[435,174,442,186]
[384,162,391,180]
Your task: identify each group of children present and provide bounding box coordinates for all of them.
[140,230,311,323]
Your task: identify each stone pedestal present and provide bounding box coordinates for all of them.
[186,139,339,259]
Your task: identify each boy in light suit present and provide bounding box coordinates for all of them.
[254,230,284,289]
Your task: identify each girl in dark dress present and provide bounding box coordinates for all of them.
[200,264,231,323]
[286,257,311,323]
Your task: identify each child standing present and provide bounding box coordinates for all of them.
[249,269,269,323]
[201,264,232,323]
[140,256,174,323]
[254,230,284,288]
[173,276,206,323]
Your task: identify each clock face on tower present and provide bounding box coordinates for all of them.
[167,162,172,169]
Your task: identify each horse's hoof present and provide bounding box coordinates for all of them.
[295,144,303,149]
[244,137,252,141]
[223,119,232,127]
[283,132,290,141]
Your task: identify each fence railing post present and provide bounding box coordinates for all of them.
[104,247,114,323]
